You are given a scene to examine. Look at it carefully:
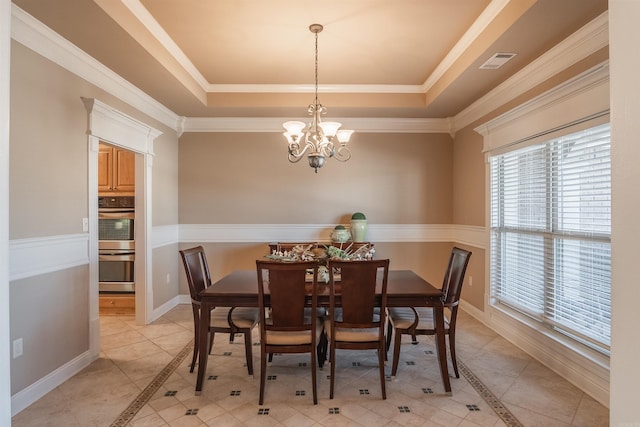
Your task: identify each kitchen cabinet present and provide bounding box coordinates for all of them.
[99,294,135,315]
[98,143,135,195]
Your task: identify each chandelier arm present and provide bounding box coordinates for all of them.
[288,153,304,163]
[333,145,352,162]
[288,141,315,160]
[318,141,335,158]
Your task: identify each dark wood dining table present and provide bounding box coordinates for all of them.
[195,269,452,395]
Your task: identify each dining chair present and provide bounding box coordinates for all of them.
[325,258,390,399]
[386,247,472,378]
[256,260,324,405]
[179,246,259,375]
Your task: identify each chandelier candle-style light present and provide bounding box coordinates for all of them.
[283,24,354,173]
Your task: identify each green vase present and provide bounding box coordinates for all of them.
[350,219,368,242]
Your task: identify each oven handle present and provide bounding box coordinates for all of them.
[99,253,135,261]
[98,211,135,220]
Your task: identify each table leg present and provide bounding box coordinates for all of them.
[434,300,452,394]
[195,302,211,394]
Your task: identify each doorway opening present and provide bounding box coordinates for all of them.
[98,142,136,316]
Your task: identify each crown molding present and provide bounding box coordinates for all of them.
[10,4,180,131]
[207,83,424,94]
[11,5,609,136]
[453,11,609,132]
[122,0,209,91]
[474,62,609,145]
[122,0,509,97]
[422,0,509,93]
[181,116,453,134]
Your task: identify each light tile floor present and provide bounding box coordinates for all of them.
[11,305,609,426]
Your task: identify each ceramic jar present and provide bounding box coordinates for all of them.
[331,226,350,243]
[350,219,367,242]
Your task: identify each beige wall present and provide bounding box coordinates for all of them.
[152,132,180,226]
[178,132,453,225]
[9,42,89,239]
[452,126,485,227]
[9,266,89,394]
[9,40,180,398]
[153,243,181,307]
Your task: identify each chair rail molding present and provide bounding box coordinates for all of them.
[178,223,485,248]
[9,234,88,281]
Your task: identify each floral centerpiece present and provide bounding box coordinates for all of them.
[324,242,375,261]
[266,242,376,283]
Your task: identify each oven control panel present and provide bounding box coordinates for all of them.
[98,196,135,209]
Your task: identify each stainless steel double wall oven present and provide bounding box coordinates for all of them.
[98,196,135,293]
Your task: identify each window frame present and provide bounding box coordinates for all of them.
[489,123,611,355]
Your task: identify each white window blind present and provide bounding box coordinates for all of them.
[490,123,611,352]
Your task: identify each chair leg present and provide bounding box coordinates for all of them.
[378,345,387,400]
[317,331,327,368]
[190,315,199,373]
[208,331,215,355]
[259,347,267,405]
[311,345,318,404]
[391,328,402,377]
[329,342,336,399]
[448,332,460,378]
[385,321,393,352]
[244,330,254,376]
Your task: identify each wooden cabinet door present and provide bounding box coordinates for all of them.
[98,143,135,195]
[113,148,135,193]
[98,143,114,192]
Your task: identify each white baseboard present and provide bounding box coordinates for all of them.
[150,296,181,322]
[459,299,489,324]
[11,350,96,416]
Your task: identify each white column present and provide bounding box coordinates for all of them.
[609,0,640,424]
[0,0,12,422]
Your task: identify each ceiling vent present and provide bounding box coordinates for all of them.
[479,52,517,69]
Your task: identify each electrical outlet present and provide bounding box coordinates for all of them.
[13,338,23,359]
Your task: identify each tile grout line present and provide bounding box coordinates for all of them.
[458,359,524,427]
[109,339,194,427]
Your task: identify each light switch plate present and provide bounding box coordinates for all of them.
[13,338,23,358]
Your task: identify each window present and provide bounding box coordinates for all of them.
[490,123,611,353]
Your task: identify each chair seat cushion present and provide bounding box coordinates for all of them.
[324,318,380,342]
[210,307,259,329]
[387,307,450,330]
[265,321,324,345]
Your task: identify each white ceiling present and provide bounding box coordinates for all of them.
[13,0,608,122]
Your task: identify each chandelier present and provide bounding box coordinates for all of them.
[283,24,354,173]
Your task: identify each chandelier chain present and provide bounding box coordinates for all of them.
[314,29,319,108]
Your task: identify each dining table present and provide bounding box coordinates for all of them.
[195,269,452,395]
